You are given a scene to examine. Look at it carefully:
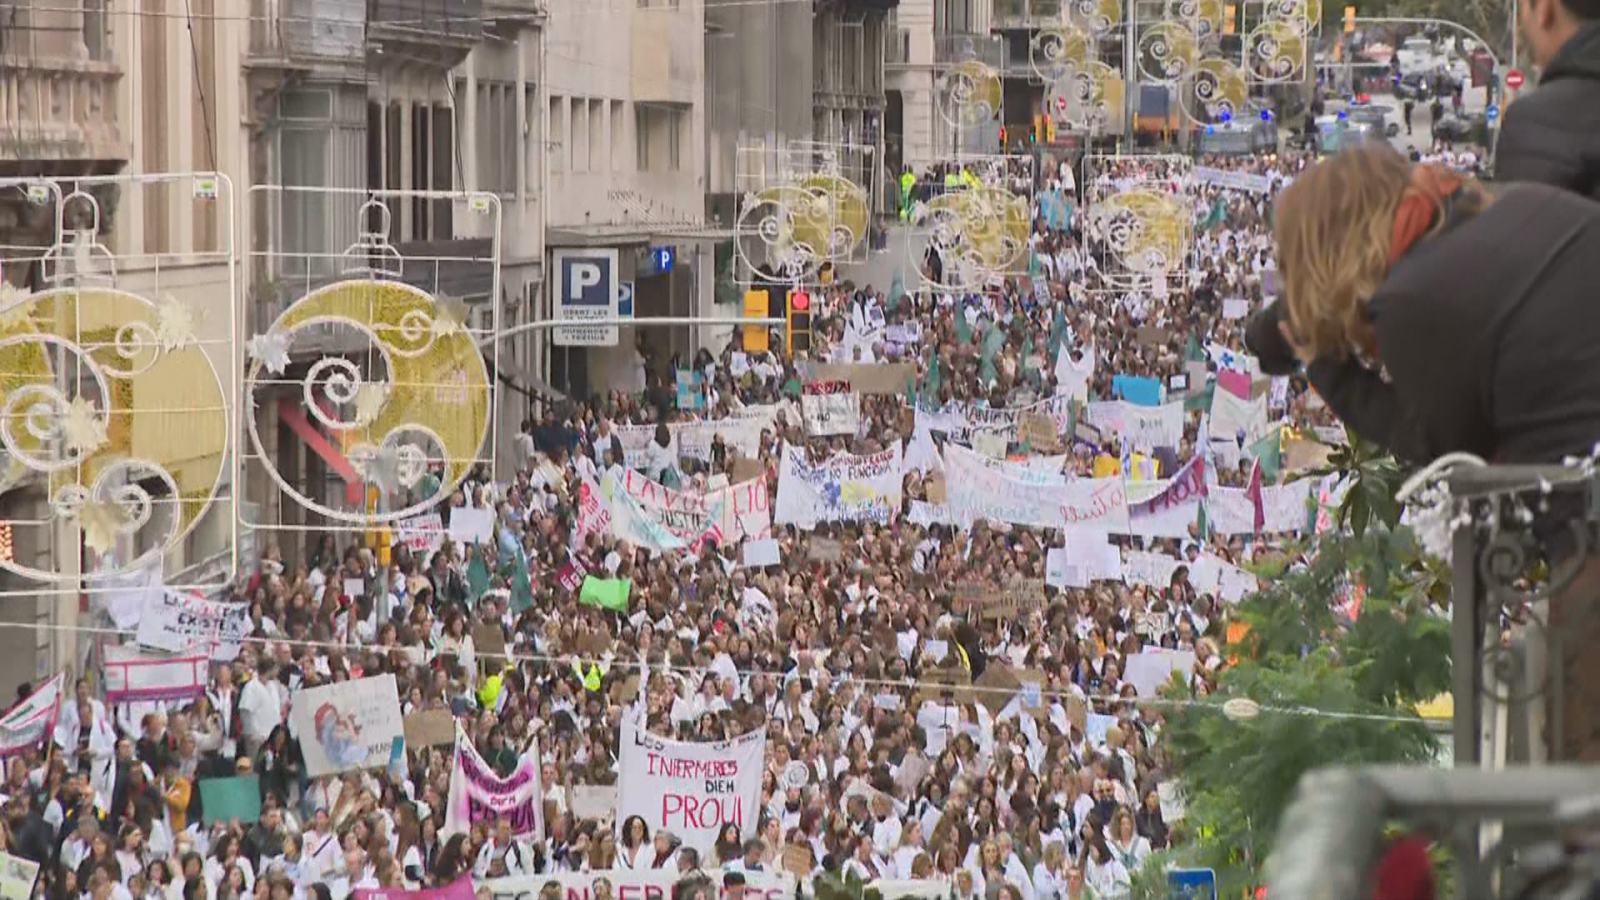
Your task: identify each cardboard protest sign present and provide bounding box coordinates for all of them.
[974,665,1020,718]
[916,663,974,707]
[1019,412,1061,451]
[474,623,509,671]
[978,579,1044,620]
[813,362,916,396]
[403,709,456,748]
[808,537,843,562]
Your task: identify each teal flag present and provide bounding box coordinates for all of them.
[887,270,906,312]
[579,576,632,612]
[1248,427,1283,482]
[466,553,491,604]
[954,307,972,345]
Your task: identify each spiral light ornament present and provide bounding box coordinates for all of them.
[1136,21,1203,83]
[938,60,1004,129]
[1247,18,1306,82]
[1178,57,1252,125]
[1030,24,1094,82]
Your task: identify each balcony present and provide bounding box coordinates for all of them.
[248,0,483,71]
[934,33,1004,68]
[885,27,910,67]
[992,0,1066,28]
[0,58,128,173]
[368,0,486,68]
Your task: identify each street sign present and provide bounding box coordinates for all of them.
[646,245,675,276]
[1505,68,1525,89]
[1486,104,1499,121]
[552,248,620,347]
[1169,868,1219,900]
[617,281,634,319]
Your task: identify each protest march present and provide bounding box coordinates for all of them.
[0,149,1359,900]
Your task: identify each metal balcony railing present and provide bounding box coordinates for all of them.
[933,33,1004,68]
[1267,461,1600,900]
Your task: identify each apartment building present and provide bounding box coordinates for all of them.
[885,0,1001,171]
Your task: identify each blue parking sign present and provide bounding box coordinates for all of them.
[1486,104,1499,121]
[553,248,619,347]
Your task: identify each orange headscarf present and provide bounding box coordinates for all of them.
[1388,165,1465,266]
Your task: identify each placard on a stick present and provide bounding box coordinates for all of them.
[1019,412,1061,452]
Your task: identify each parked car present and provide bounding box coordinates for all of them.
[1431,112,1487,144]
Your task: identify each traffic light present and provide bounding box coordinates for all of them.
[1224,3,1237,33]
[999,126,1008,147]
[786,290,811,355]
[1343,5,1355,32]
[1033,114,1044,143]
[1045,116,1056,143]
[743,289,770,353]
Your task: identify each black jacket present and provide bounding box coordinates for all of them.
[1306,184,1600,464]
[1495,22,1600,201]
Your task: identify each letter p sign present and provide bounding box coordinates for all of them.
[569,263,602,299]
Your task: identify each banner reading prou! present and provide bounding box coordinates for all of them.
[615,717,765,855]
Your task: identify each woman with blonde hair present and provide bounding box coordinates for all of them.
[1264,142,1600,467]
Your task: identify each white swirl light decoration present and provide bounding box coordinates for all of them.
[1178,57,1250,125]
[243,279,492,527]
[1068,0,1121,36]
[303,356,371,432]
[1030,25,1092,82]
[1164,0,1222,37]
[1051,62,1122,131]
[938,61,1002,129]
[1136,22,1201,83]
[37,460,181,578]
[1247,19,1305,82]
[106,320,162,377]
[1266,0,1320,36]
[735,191,825,283]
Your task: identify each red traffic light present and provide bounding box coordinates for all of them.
[791,291,809,312]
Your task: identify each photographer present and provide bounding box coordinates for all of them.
[1249,143,1600,466]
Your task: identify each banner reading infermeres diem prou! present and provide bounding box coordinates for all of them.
[614,716,765,854]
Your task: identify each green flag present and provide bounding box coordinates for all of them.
[509,550,534,613]
[579,576,632,612]
[466,553,491,604]
[922,354,941,398]
[1248,427,1283,482]
[954,307,972,345]
[887,270,906,312]
[1185,333,1205,362]
[1185,381,1214,413]
[1048,309,1068,358]
[1201,197,1227,232]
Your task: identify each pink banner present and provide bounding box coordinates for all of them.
[355,876,475,900]
[102,644,209,704]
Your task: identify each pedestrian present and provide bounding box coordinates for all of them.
[1495,0,1600,200]
[1403,97,1415,135]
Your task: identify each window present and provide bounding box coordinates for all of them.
[589,99,606,172]
[477,82,518,194]
[635,105,651,172]
[572,98,590,173]
[611,101,627,171]
[549,95,566,173]
[635,105,685,173]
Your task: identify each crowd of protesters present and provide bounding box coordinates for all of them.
[0,149,1356,900]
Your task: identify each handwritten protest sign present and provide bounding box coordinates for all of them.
[403,710,455,748]
[800,381,861,436]
[812,362,915,395]
[774,443,902,528]
[615,718,765,854]
[136,591,251,661]
[1018,412,1061,451]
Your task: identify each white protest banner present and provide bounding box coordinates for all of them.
[288,673,405,777]
[618,470,727,551]
[396,513,446,555]
[136,590,251,661]
[102,644,208,705]
[579,474,721,556]
[0,673,62,758]
[615,417,769,464]
[443,727,544,839]
[1123,550,1180,588]
[0,851,39,900]
[944,445,1128,533]
[1191,555,1260,604]
[1127,479,1200,540]
[1192,166,1273,194]
[908,501,957,527]
[801,382,861,437]
[1205,487,1257,536]
[1209,388,1270,444]
[774,443,902,529]
[481,870,797,900]
[1088,401,1184,450]
[616,716,766,854]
